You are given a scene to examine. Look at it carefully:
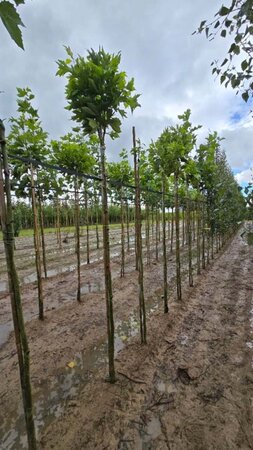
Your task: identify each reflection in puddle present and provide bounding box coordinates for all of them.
[1,294,161,449]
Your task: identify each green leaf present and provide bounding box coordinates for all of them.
[14,0,24,5]
[241,59,248,70]
[221,29,226,38]
[242,91,249,102]
[0,0,24,49]
[219,6,230,16]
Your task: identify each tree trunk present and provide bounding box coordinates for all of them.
[56,197,62,250]
[170,206,174,253]
[155,206,159,261]
[175,174,182,301]
[202,201,206,270]
[0,128,37,449]
[30,164,43,320]
[85,183,90,264]
[38,189,47,279]
[74,179,81,302]
[133,126,147,344]
[145,202,151,266]
[120,186,125,277]
[99,133,115,382]
[162,175,168,313]
[196,199,201,275]
[126,199,130,252]
[186,187,193,287]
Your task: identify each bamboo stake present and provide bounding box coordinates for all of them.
[0,122,37,449]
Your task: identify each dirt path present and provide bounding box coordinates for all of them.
[41,224,253,450]
[1,224,253,449]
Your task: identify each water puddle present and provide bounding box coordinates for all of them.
[1,293,161,449]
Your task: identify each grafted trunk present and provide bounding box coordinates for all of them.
[120,186,125,277]
[162,175,168,313]
[126,199,130,252]
[99,132,115,382]
[74,178,81,302]
[196,199,201,275]
[0,129,37,449]
[56,196,62,250]
[155,206,159,261]
[175,173,182,301]
[145,202,151,266]
[170,206,174,253]
[133,126,147,344]
[202,201,206,270]
[30,164,43,320]
[186,187,193,287]
[38,189,47,279]
[85,183,90,264]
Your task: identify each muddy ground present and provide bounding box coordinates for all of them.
[0,223,253,449]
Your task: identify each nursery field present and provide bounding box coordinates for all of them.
[0,221,253,449]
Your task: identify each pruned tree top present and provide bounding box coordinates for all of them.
[56,46,140,143]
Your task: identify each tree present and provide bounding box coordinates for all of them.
[57,46,140,382]
[8,87,48,320]
[150,110,200,301]
[195,0,253,102]
[0,0,25,49]
[51,132,95,301]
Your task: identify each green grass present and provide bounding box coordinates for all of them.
[0,222,135,240]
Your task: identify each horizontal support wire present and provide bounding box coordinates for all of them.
[2,152,205,204]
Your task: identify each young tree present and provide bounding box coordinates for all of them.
[8,87,48,320]
[57,46,140,382]
[151,110,200,301]
[51,133,95,301]
[0,120,37,449]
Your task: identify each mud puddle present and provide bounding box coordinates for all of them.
[1,291,161,449]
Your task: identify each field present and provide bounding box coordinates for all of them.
[0,221,253,449]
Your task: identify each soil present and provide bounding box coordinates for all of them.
[0,223,253,450]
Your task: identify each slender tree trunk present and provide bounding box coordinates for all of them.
[186,188,193,287]
[0,128,37,449]
[175,174,182,301]
[56,197,62,250]
[30,164,43,320]
[170,206,174,253]
[182,206,185,246]
[38,189,47,279]
[120,186,125,277]
[162,175,168,313]
[85,183,90,264]
[75,179,81,302]
[146,202,151,266]
[133,127,147,344]
[196,200,201,275]
[95,188,100,250]
[126,199,130,252]
[99,132,115,382]
[202,201,206,270]
[155,206,159,261]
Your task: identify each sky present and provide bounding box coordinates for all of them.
[0,0,252,185]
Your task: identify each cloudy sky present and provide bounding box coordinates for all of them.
[0,0,252,184]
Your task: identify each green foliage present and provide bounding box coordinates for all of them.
[8,87,48,197]
[56,46,140,142]
[195,0,253,101]
[149,109,200,178]
[0,0,25,49]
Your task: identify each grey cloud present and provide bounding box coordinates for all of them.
[0,0,251,180]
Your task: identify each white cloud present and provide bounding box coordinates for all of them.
[235,168,253,184]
